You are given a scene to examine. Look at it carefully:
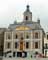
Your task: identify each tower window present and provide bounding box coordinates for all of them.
[26,16,28,20]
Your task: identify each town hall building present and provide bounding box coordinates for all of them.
[3,5,45,58]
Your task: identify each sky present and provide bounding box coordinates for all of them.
[0,0,48,32]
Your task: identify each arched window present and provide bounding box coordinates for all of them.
[26,16,28,20]
[35,32,38,39]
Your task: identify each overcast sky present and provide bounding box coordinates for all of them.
[0,0,48,32]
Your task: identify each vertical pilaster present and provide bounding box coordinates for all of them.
[11,31,13,57]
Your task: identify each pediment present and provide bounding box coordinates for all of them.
[16,26,31,30]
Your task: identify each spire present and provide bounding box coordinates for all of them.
[26,5,30,11]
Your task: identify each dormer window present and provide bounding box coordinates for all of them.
[26,16,28,20]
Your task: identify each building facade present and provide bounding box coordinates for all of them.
[44,32,48,57]
[0,28,6,56]
[3,5,44,58]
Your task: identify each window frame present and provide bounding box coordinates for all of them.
[35,32,38,39]
[26,42,29,49]
[15,34,18,39]
[8,34,11,39]
[26,16,28,21]
[15,42,18,49]
[7,42,11,49]
[35,42,38,49]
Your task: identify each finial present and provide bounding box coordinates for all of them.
[27,5,29,8]
[26,5,30,11]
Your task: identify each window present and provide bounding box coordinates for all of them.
[35,42,38,49]
[26,16,28,20]
[45,43,47,48]
[7,42,10,49]
[26,42,29,49]
[26,35,29,39]
[35,32,38,39]
[8,34,11,39]
[35,51,39,55]
[20,33,23,40]
[13,52,15,57]
[25,32,30,39]
[15,34,18,39]
[15,42,18,48]
[21,37,23,40]
[47,35,48,39]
